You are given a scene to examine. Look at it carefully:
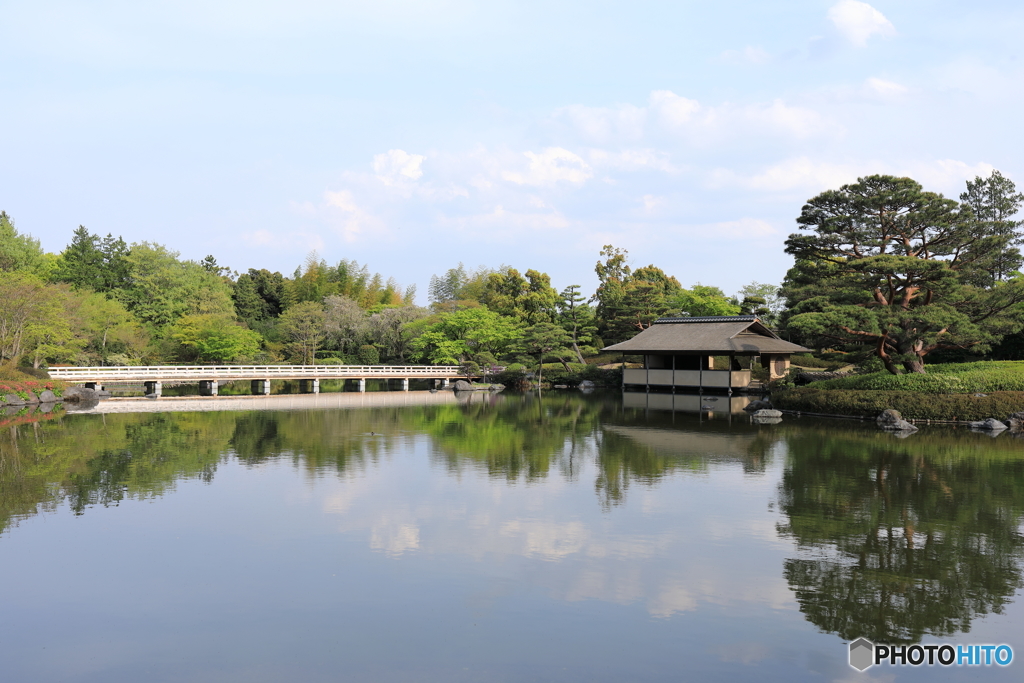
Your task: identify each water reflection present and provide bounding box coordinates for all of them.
[777,422,1024,644]
[2,392,1023,655]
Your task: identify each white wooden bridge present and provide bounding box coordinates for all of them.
[48,365,472,397]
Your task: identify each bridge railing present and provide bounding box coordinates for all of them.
[48,365,465,381]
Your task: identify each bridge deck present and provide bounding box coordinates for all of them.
[49,365,469,382]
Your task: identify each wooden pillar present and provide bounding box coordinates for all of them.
[400,378,409,391]
[199,380,218,396]
[85,382,103,391]
[251,379,270,395]
[144,381,162,397]
[300,379,320,394]
[357,378,366,392]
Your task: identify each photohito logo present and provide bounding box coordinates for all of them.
[849,638,1013,671]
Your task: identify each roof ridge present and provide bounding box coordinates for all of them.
[654,315,758,324]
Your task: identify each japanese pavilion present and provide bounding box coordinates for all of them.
[602,315,810,392]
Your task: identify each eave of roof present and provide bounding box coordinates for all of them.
[601,316,810,354]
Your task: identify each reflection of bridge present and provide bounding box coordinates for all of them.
[48,365,470,397]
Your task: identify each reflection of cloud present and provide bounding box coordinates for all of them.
[500,519,589,560]
[370,520,420,557]
[648,582,698,618]
[827,1,896,47]
[711,641,773,664]
[832,671,896,683]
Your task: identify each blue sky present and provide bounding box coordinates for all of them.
[2,0,1022,301]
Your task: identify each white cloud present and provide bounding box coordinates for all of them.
[711,157,862,192]
[587,148,676,173]
[649,90,700,127]
[554,103,646,143]
[744,98,833,138]
[711,156,995,196]
[827,1,897,47]
[864,77,907,98]
[719,45,771,65]
[502,147,593,186]
[323,189,385,242]
[372,148,426,186]
[648,91,836,140]
[902,159,995,193]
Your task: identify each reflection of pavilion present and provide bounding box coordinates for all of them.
[622,391,752,415]
[603,424,760,457]
[604,316,809,393]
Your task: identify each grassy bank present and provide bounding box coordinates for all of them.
[774,387,1024,421]
[776,361,1024,420]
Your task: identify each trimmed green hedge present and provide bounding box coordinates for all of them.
[775,387,1024,421]
[789,353,848,371]
[492,364,621,388]
[812,361,1024,393]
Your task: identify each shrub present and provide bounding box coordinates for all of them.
[813,361,1024,393]
[789,353,848,371]
[356,345,380,365]
[774,387,1024,421]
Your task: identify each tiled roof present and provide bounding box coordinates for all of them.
[602,317,809,354]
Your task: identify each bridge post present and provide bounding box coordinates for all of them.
[439,378,449,389]
[85,382,104,391]
[199,380,218,396]
[357,378,365,392]
[144,381,162,397]
[301,379,320,394]
[400,378,409,391]
[251,379,270,395]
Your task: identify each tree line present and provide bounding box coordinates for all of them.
[0,216,773,370]
[2,168,1021,374]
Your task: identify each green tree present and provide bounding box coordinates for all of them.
[367,306,430,361]
[323,295,369,358]
[410,307,522,365]
[557,285,598,363]
[670,284,741,317]
[736,282,783,327]
[480,267,560,324]
[0,212,47,276]
[118,243,236,330]
[783,174,1024,374]
[53,227,131,293]
[428,264,468,304]
[278,301,327,364]
[73,291,150,365]
[959,170,1024,284]
[519,322,574,385]
[0,272,73,367]
[233,268,285,323]
[171,315,263,363]
[593,246,686,343]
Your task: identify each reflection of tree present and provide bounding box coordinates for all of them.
[778,426,1024,643]
[424,393,610,481]
[0,413,234,532]
[595,416,778,509]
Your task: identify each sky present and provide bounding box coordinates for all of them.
[2,0,1022,302]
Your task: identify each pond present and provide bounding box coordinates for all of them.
[1,391,1022,682]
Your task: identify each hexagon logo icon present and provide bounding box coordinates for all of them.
[849,638,875,671]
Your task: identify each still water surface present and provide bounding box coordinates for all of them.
[1,391,1022,682]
